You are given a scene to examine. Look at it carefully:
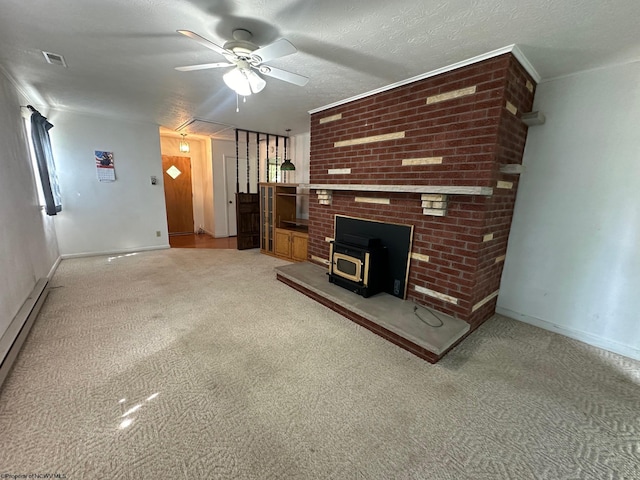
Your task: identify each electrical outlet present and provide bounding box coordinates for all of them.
[156,231,161,237]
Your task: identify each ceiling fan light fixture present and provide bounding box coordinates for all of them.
[223,67,252,96]
[246,69,266,93]
[223,67,265,96]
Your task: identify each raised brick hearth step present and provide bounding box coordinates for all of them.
[275,262,470,363]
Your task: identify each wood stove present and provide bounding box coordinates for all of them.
[329,234,387,298]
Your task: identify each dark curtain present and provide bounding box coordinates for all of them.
[29,106,62,215]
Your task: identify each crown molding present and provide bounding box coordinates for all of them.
[309,44,541,114]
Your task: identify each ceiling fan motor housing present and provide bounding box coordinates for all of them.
[223,29,262,63]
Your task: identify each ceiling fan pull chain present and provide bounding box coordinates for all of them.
[236,93,239,113]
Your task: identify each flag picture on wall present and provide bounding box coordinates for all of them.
[95,150,115,182]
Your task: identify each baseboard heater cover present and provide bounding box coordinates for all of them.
[0,278,49,388]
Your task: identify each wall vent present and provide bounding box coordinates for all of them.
[42,51,67,67]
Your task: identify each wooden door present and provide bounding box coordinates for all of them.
[235,193,260,250]
[162,155,194,234]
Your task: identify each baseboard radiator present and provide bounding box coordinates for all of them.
[0,278,49,388]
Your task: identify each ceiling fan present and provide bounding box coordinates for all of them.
[175,29,309,96]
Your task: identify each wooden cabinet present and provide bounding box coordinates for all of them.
[260,183,308,261]
[275,228,309,261]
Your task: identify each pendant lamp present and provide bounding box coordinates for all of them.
[280,129,295,171]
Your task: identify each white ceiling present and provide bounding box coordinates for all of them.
[1,0,639,139]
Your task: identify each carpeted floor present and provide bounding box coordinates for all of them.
[0,248,638,479]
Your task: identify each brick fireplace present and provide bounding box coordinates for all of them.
[305,52,536,331]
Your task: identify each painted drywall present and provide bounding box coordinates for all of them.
[291,132,311,219]
[159,134,211,234]
[0,70,59,337]
[48,110,169,257]
[497,61,640,360]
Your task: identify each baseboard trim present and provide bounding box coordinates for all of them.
[60,244,170,259]
[47,255,62,279]
[0,278,49,388]
[496,306,640,361]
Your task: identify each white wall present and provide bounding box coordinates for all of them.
[0,70,59,336]
[497,61,640,360]
[291,132,311,219]
[49,111,169,257]
[159,134,211,234]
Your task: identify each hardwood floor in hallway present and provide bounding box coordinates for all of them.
[169,233,238,249]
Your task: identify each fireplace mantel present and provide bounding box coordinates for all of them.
[303,184,493,196]
[303,184,493,216]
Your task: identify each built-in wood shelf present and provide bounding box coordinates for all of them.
[281,218,309,227]
[303,184,493,196]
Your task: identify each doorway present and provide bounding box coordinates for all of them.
[162,155,194,235]
[224,155,249,237]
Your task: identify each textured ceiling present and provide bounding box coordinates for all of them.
[1,0,639,138]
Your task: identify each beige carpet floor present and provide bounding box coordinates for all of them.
[0,248,638,479]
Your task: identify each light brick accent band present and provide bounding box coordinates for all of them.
[401,157,443,166]
[421,194,448,216]
[421,194,446,202]
[472,290,500,312]
[310,255,330,266]
[415,285,459,305]
[334,131,405,148]
[319,113,342,124]
[497,181,513,189]
[500,164,524,174]
[422,209,446,216]
[526,80,534,93]
[355,197,390,205]
[328,168,351,175]
[410,252,430,263]
[506,101,518,115]
[426,86,476,105]
[316,189,332,206]
[482,233,494,242]
[495,254,506,263]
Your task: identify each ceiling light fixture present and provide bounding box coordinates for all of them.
[223,60,266,96]
[280,129,295,171]
[179,133,190,153]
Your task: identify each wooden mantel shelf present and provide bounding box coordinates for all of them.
[303,183,494,196]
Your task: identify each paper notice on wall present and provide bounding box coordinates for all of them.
[95,150,116,182]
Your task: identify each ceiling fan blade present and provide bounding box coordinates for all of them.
[258,65,309,87]
[177,30,229,57]
[175,62,235,72]
[251,38,297,63]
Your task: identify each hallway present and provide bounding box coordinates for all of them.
[169,233,237,249]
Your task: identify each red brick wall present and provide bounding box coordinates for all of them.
[309,53,536,326]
